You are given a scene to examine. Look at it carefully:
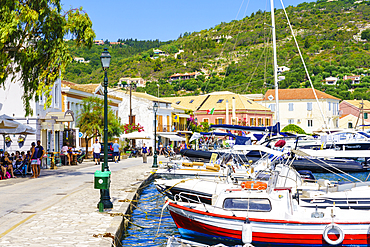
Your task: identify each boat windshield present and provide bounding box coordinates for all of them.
[223,198,271,211]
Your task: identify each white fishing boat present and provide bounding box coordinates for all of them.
[167,185,370,246]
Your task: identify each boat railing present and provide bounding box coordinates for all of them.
[174,191,212,204]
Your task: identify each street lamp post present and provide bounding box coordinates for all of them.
[152,102,158,168]
[98,47,113,209]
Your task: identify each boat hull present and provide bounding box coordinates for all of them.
[168,202,370,246]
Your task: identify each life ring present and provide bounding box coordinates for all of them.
[241,181,267,190]
[323,223,345,245]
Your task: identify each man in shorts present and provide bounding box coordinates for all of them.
[92,139,101,166]
[36,140,45,177]
[112,140,120,163]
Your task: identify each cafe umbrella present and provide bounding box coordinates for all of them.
[0,114,36,151]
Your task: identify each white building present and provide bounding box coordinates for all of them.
[277,66,290,74]
[257,88,341,133]
[118,77,146,88]
[61,81,121,150]
[108,90,188,150]
[325,76,339,85]
[0,73,71,153]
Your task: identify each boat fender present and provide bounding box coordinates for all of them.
[323,223,344,245]
[242,219,252,244]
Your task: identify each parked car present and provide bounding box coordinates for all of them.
[100,142,120,162]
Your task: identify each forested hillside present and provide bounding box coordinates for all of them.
[64,0,370,100]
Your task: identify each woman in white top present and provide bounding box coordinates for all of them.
[61,143,70,165]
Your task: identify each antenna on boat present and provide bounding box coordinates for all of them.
[270,0,280,124]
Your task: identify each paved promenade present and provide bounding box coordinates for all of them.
[0,156,165,246]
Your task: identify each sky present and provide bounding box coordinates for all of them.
[61,0,316,42]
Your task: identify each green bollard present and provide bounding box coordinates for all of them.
[99,202,104,212]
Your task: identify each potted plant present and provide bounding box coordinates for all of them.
[17,135,25,144]
[5,135,12,143]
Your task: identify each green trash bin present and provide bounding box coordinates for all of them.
[94,171,111,190]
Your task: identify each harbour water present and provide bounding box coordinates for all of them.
[121,182,180,246]
[122,171,369,246]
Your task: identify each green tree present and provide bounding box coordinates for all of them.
[361,29,370,41]
[77,97,123,157]
[154,58,163,72]
[0,0,95,115]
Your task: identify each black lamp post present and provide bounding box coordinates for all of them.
[152,102,158,168]
[98,48,113,209]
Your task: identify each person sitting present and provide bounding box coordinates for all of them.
[1,151,16,178]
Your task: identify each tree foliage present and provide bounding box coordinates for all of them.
[0,0,95,115]
[281,124,307,135]
[76,97,123,155]
[65,0,370,100]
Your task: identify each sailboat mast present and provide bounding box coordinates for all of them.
[271,0,279,124]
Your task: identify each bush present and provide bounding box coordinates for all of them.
[281,124,307,135]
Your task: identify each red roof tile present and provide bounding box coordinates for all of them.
[262,88,340,101]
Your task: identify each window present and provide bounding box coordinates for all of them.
[329,102,331,111]
[250,118,256,126]
[223,198,271,212]
[288,119,294,124]
[333,103,336,115]
[55,85,58,107]
[203,118,209,123]
[269,104,276,112]
[307,102,312,111]
[189,99,194,103]
[308,119,313,127]
[176,101,181,104]
[217,99,224,103]
[288,103,294,111]
[265,118,270,126]
[365,113,368,119]
[348,122,353,128]
[216,118,224,124]
[258,118,263,126]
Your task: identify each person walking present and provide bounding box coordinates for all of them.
[92,139,101,165]
[30,142,37,178]
[141,143,148,163]
[35,140,45,177]
[112,140,120,163]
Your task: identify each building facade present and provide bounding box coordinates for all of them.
[0,74,71,153]
[339,100,370,129]
[258,88,341,133]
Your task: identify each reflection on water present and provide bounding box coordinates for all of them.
[314,171,369,182]
[121,182,180,246]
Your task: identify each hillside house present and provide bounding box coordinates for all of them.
[93,40,104,45]
[277,66,290,74]
[118,77,146,88]
[325,76,339,85]
[153,49,166,56]
[169,72,202,81]
[343,75,361,84]
[73,57,90,63]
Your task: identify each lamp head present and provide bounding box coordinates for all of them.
[100,48,111,70]
[153,102,158,113]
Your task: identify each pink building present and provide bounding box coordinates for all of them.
[340,100,370,121]
[194,92,273,126]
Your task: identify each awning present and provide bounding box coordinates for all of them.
[159,134,186,141]
[44,111,74,122]
[176,114,190,119]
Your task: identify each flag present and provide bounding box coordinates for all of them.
[172,114,179,123]
[207,108,215,115]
